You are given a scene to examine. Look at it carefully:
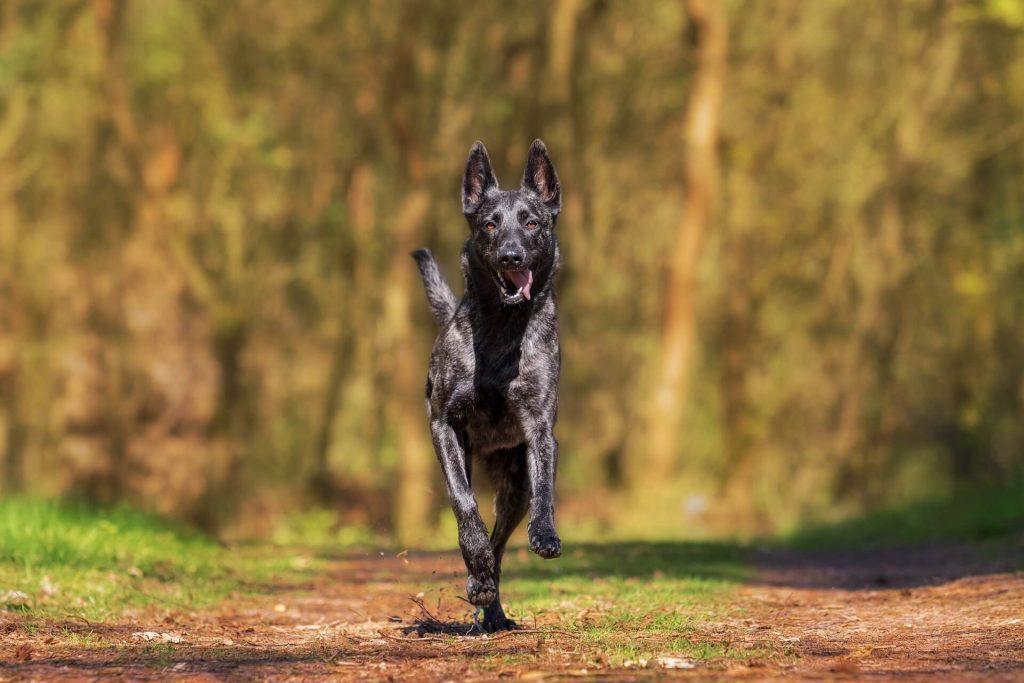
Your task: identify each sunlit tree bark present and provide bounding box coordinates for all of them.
[386,190,434,544]
[637,0,727,484]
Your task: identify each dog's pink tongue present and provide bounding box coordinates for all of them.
[505,269,533,300]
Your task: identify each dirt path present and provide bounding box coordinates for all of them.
[2,544,1022,680]
[725,545,1024,679]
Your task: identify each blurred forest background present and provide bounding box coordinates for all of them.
[2,0,1023,544]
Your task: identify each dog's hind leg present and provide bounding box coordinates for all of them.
[430,416,496,606]
[481,445,529,631]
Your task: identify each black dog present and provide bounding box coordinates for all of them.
[412,139,563,632]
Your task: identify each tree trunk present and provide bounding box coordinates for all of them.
[637,0,727,484]
[310,165,374,496]
[1,372,26,494]
[88,0,138,502]
[383,190,434,545]
[719,235,753,487]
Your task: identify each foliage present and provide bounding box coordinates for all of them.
[1,0,1023,540]
[787,481,1024,550]
[0,498,315,620]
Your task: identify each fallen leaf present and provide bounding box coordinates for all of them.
[13,644,32,662]
[132,631,184,644]
[40,576,58,597]
[657,655,696,670]
[830,659,861,675]
[1,591,31,611]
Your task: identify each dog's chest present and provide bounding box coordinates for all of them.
[463,361,530,455]
[465,401,523,454]
[449,304,558,455]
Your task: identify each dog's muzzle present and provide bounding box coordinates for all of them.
[496,268,533,303]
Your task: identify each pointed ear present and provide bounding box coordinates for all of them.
[462,141,498,215]
[521,139,561,216]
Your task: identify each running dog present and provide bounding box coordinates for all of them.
[412,139,563,631]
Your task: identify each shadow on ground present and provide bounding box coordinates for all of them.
[0,644,509,677]
[327,483,1024,592]
[317,535,1021,594]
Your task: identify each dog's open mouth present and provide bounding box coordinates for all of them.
[496,269,533,302]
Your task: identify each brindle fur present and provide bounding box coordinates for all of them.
[411,139,563,632]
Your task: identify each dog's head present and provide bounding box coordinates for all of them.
[461,139,561,305]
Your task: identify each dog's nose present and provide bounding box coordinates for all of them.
[498,248,524,267]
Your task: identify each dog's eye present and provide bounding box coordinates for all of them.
[526,219,538,229]
[483,221,496,232]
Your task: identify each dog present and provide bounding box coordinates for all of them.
[412,139,563,632]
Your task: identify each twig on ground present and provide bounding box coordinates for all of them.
[485,628,578,639]
[66,615,97,629]
[409,595,444,626]
[384,633,452,643]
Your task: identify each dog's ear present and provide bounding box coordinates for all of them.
[462,141,498,215]
[521,139,561,216]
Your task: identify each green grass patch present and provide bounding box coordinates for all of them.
[787,480,1024,550]
[0,497,318,621]
[0,498,219,573]
[499,541,758,666]
[269,507,381,550]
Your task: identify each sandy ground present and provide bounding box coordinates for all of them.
[2,542,1022,680]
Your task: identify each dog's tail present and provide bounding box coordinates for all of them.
[411,248,458,325]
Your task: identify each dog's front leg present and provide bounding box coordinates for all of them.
[430,416,496,605]
[525,422,562,559]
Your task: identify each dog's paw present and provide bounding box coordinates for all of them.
[481,613,517,632]
[481,599,517,632]
[466,573,497,606]
[528,525,562,559]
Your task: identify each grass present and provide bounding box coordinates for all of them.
[0,497,752,660]
[0,497,764,671]
[5,480,1020,671]
[0,498,219,573]
[787,480,1024,550]
[489,481,1024,667]
[491,482,1024,667]
[0,498,318,622]
[496,541,758,666]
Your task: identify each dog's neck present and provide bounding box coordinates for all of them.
[461,242,558,390]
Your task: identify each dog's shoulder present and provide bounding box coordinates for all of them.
[430,302,474,355]
[426,304,475,402]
